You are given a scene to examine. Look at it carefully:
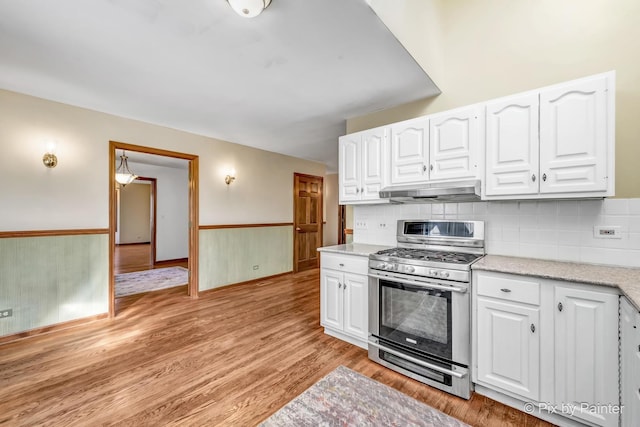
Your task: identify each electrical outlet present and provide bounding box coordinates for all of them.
[355,221,368,230]
[253,265,259,270]
[378,222,387,229]
[593,226,622,239]
[0,308,13,318]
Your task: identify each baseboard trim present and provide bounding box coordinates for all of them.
[154,258,188,267]
[199,271,293,295]
[0,313,109,345]
[116,242,151,246]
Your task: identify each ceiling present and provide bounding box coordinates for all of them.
[0,0,439,172]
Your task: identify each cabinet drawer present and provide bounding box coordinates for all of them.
[321,253,369,275]
[476,272,540,305]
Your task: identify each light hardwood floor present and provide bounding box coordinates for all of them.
[115,243,188,274]
[0,269,551,426]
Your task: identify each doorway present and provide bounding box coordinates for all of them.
[109,141,199,317]
[115,177,157,273]
[293,173,323,272]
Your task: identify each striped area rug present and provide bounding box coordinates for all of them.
[260,366,469,427]
[115,267,188,297]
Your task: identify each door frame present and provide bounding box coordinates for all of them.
[109,141,199,318]
[293,172,323,273]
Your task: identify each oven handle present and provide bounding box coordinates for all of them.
[368,339,465,379]
[368,273,467,294]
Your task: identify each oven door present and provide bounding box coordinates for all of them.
[369,271,470,366]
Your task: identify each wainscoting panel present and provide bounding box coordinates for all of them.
[0,234,109,337]
[199,226,293,291]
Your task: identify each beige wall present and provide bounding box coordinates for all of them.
[0,89,326,231]
[119,183,151,244]
[355,0,640,197]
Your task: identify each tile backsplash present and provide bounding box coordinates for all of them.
[353,198,640,268]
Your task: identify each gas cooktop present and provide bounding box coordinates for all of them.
[371,247,483,265]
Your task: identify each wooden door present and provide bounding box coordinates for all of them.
[540,74,609,194]
[485,92,540,196]
[429,105,481,181]
[390,117,430,185]
[294,173,323,272]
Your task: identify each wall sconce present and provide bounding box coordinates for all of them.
[42,140,58,168]
[225,168,236,185]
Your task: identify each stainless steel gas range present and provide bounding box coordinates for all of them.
[368,219,485,399]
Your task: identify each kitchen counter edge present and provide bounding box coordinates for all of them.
[472,255,640,311]
[317,243,393,257]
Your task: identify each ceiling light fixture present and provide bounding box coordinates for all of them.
[115,150,138,187]
[227,0,272,18]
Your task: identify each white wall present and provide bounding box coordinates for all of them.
[353,198,640,268]
[0,89,326,231]
[126,162,189,261]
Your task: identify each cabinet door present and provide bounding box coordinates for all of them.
[390,117,429,185]
[540,74,610,194]
[338,134,361,203]
[343,273,368,341]
[621,297,640,427]
[429,105,481,181]
[485,92,539,196]
[555,286,619,427]
[320,269,343,331]
[360,128,387,200]
[477,297,540,401]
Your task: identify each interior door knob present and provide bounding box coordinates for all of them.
[296,227,301,231]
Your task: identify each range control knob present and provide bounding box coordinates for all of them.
[429,270,438,276]
[441,272,450,278]
[404,266,415,273]
[392,263,399,271]
[377,263,387,269]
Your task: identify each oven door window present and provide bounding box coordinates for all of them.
[378,279,452,360]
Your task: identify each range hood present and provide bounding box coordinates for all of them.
[379,180,481,203]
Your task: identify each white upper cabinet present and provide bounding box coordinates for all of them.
[338,126,388,204]
[339,133,360,203]
[484,71,614,200]
[390,116,430,185]
[485,92,539,196]
[429,105,482,181]
[540,74,610,194]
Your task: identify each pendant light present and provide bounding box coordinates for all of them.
[227,0,272,18]
[115,150,138,187]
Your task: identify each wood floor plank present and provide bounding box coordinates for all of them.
[0,268,552,426]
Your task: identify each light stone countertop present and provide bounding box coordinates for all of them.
[317,243,393,257]
[473,255,640,311]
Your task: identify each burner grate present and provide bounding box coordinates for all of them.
[374,248,480,265]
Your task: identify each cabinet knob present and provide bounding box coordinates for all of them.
[430,164,434,171]
[531,174,536,182]
[558,302,563,312]
[339,263,344,267]
[338,283,342,289]
[361,187,364,194]
[355,188,360,193]
[422,164,427,172]
[500,288,512,293]
[542,173,547,182]
[530,324,536,333]
[343,283,347,290]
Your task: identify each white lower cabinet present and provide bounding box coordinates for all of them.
[621,296,640,427]
[320,252,369,348]
[473,271,620,427]
[554,285,619,427]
